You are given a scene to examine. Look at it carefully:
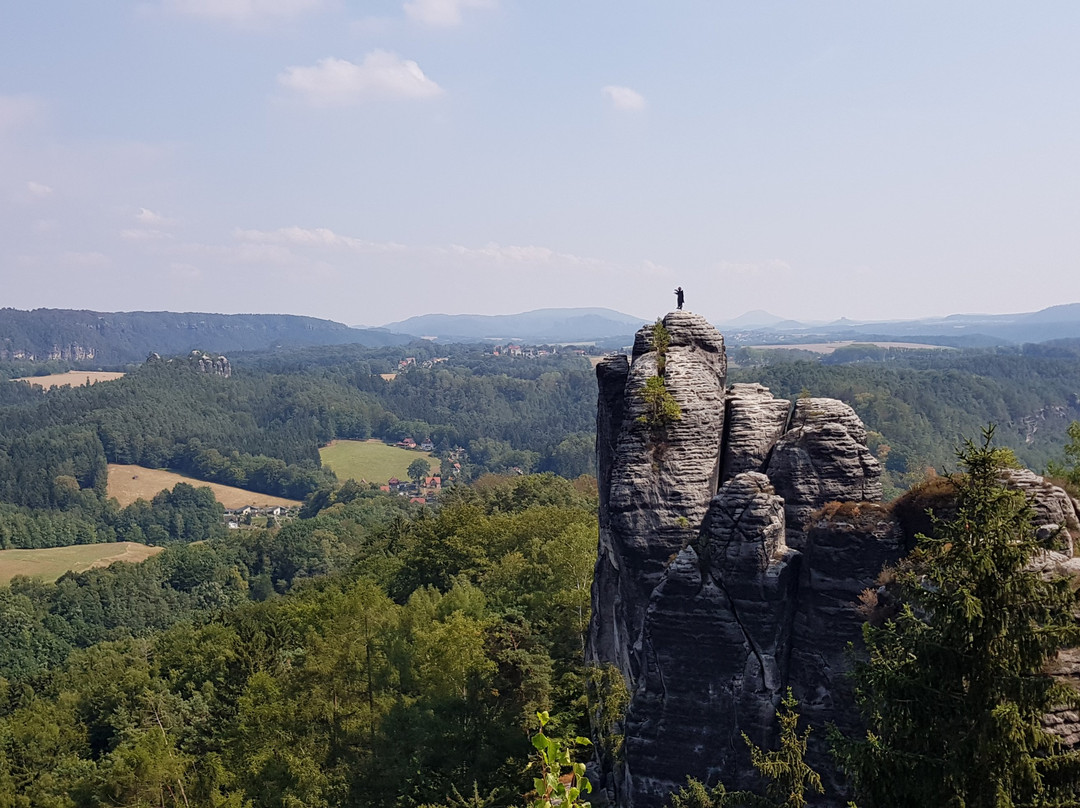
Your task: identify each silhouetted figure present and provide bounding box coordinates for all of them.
[675,286,684,310]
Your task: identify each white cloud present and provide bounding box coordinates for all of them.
[233,227,662,279]
[163,0,321,23]
[235,226,406,252]
[447,242,606,268]
[602,85,646,112]
[27,181,53,198]
[0,95,44,133]
[135,207,174,225]
[279,52,443,105]
[404,0,496,26]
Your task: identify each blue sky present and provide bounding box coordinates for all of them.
[2,1,1079,326]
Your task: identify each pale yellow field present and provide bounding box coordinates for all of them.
[0,542,164,584]
[11,370,126,390]
[108,464,301,509]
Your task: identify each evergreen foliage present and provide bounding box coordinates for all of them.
[1047,420,1080,491]
[637,320,682,433]
[668,692,823,808]
[832,427,1080,807]
[0,474,597,807]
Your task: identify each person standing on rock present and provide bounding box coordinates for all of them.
[675,287,684,310]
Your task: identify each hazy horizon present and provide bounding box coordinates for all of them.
[3,2,1079,325]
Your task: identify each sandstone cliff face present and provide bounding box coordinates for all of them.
[189,350,232,377]
[590,312,727,683]
[1002,468,1080,555]
[766,398,883,550]
[620,472,800,805]
[588,314,902,808]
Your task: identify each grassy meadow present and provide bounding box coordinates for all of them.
[320,439,435,485]
[0,542,164,584]
[108,464,301,509]
[11,370,126,390]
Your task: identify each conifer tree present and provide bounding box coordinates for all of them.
[668,691,823,808]
[834,427,1080,807]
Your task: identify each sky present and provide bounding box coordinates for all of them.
[2,1,1079,327]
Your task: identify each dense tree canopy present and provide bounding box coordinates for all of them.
[833,430,1080,806]
[0,474,597,807]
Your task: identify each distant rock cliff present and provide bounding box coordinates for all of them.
[146,350,232,378]
[587,312,1080,808]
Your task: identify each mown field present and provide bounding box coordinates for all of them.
[0,541,164,584]
[320,439,435,485]
[107,464,302,509]
[11,370,126,389]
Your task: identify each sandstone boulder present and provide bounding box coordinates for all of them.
[765,398,883,549]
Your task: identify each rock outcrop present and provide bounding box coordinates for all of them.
[621,472,800,805]
[589,313,1080,808]
[766,398,883,550]
[1002,468,1080,555]
[591,312,728,683]
[719,384,791,484]
[189,350,232,377]
[588,314,904,808]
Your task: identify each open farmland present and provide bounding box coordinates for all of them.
[320,439,435,485]
[107,464,302,509]
[0,542,164,584]
[11,370,126,389]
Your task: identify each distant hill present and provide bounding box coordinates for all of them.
[721,303,1080,347]
[0,308,412,364]
[717,309,790,329]
[383,307,649,342]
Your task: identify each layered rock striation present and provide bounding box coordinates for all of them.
[588,313,900,808]
[589,313,1080,807]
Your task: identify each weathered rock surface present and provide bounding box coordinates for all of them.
[1046,646,1080,748]
[588,315,898,808]
[588,313,1080,808]
[620,473,800,804]
[189,350,232,377]
[766,398,883,550]
[788,505,906,793]
[720,384,791,484]
[1002,468,1080,555]
[591,313,728,686]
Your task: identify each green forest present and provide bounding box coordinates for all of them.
[4,337,1080,806]
[0,474,595,807]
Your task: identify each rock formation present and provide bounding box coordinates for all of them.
[188,350,232,377]
[1002,468,1080,555]
[587,314,912,807]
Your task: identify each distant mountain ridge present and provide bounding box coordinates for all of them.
[383,307,650,342]
[717,303,1080,346]
[0,308,411,364]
